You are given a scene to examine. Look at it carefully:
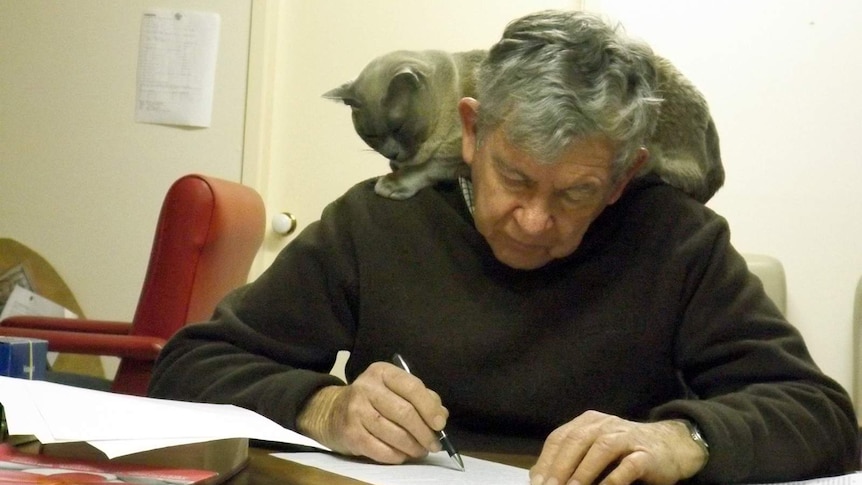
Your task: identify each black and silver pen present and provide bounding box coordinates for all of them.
[391,353,465,472]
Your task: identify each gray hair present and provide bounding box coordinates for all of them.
[475,10,662,178]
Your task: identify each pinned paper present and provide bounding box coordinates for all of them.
[134,9,220,127]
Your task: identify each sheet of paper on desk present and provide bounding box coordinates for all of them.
[0,376,328,458]
[275,451,530,485]
[276,452,862,485]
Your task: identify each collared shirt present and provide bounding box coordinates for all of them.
[458,177,474,216]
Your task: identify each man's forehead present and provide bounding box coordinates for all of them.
[489,130,617,172]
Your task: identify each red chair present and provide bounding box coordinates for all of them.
[0,174,266,395]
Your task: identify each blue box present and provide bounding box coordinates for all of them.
[0,337,48,380]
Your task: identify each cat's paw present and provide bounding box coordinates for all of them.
[374,175,421,200]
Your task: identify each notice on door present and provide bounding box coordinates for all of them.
[134,9,220,128]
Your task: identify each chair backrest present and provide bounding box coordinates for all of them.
[743,253,787,315]
[113,174,265,394]
[853,276,862,417]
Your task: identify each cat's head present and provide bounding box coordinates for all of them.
[324,51,439,167]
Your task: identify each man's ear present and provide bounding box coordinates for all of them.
[458,97,480,166]
[608,147,649,204]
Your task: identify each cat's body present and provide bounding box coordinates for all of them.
[646,56,724,202]
[326,49,724,202]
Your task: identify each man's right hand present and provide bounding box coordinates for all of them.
[296,361,448,464]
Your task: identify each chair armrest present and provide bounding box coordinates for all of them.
[0,316,132,335]
[0,327,164,360]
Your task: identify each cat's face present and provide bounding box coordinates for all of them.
[325,55,435,169]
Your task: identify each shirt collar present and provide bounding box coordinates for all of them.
[458,177,474,216]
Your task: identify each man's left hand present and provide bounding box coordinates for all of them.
[530,411,707,485]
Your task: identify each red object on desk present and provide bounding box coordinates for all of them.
[0,174,266,396]
[0,443,219,484]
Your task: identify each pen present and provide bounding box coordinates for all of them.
[391,353,465,472]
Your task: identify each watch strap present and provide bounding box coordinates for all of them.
[678,419,709,472]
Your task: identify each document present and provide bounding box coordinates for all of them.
[276,451,862,485]
[134,9,220,127]
[0,285,77,321]
[0,264,33,312]
[0,376,327,458]
[275,451,530,485]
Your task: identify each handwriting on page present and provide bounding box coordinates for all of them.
[135,10,220,128]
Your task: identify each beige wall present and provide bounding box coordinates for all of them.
[586,0,862,401]
[0,1,252,320]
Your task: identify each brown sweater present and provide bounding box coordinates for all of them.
[149,176,858,483]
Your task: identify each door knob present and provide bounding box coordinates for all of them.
[272,212,297,236]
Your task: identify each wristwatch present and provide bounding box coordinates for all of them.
[680,419,710,469]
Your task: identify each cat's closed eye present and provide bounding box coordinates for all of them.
[358,131,383,145]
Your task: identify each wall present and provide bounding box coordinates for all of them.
[585,0,862,392]
[0,1,252,321]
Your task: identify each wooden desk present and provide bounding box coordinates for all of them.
[10,437,533,484]
[223,448,535,485]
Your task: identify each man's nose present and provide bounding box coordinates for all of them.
[514,199,554,234]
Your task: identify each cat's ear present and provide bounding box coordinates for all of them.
[389,67,423,94]
[322,82,360,107]
[386,68,424,122]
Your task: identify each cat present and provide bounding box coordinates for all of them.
[324,50,481,200]
[325,49,724,203]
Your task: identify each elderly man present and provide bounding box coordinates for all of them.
[149,10,858,484]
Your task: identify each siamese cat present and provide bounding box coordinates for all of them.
[325,49,723,202]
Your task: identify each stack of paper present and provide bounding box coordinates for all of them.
[0,375,327,458]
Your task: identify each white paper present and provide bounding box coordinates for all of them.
[134,9,220,127]
[0,376,327,458]
[0,378,55,440]
[275,451,530,485]
[0,285,77,321]
[276,452,862,485]
[0,264,34,310]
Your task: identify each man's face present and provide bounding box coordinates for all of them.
[459,98,641,270]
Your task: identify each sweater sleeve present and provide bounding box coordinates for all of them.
[648,215,858,482]
[148,190,361,430]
